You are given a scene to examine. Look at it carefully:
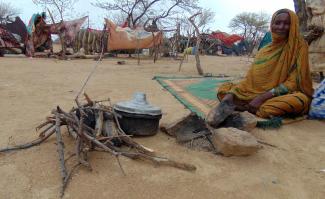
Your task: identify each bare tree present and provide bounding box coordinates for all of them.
[33,0,78,21]
[93,0,199,29]
[229,12,269,52]
[178,9,214,51]
[178,12,203,75]
[0,1,19,24]
[196,9,215,33]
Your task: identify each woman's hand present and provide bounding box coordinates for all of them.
[248,92,273,114]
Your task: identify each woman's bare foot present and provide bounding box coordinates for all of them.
[206,94,235,128]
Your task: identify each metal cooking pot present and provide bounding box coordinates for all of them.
[113,92,162,136]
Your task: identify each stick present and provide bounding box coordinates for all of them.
[76,125,119,156]
[54,112,68,198]
[38,124,55,138]
[36,120,53,131]
[121,152,196,171]
[115,155,126,176]
[95,109,104,137]
[83,92,94,105]
[76,136,92,170]
[0,129,56,153]
[111,109,154,155]
[178,54,185,72]
[47,8,66,59]
[62,163,82,198]
[188,12,204,75]
[66,125,78,139]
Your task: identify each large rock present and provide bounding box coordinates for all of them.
[211,128,260,157]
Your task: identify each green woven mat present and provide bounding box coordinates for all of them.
[154,76,231,118]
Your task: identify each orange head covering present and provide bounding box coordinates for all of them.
[229,9,313,100]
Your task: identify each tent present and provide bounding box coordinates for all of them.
[209,32,243,46]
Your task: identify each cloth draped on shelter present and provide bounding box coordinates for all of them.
[209,32,243,46]
[0,17,27,44]
[105,19,163,51]
[25,15,87,56]
[0,27,21,48]
[27,13,42,36]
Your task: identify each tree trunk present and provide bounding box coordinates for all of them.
[189,13,204,76]
[293,0,308,33]
[47,9,66,59]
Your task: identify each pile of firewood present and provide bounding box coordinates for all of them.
[0,94,196,198]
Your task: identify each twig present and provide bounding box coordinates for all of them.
[95,109,104,137]
[62,163,82,197]
[64,153,76,164]
[36,120,54,131]
[115,155,126,176]
[80,129,119,156]
[76,136,92,170]
[257,140,278,148]
[111,108,154,155]
[121,152,196,171]
[55,111,68,198]
[38,124,55,138]
[0,129,55,153]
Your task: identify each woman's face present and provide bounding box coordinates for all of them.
[271,12,291,37]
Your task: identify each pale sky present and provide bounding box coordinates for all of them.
[8,0,294,33]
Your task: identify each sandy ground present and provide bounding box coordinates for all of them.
[0,54,324,199]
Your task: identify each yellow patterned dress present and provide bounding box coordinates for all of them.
[217,9,314,118]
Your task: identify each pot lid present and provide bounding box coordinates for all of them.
[114,92,162,115]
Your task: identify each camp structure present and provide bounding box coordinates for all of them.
[25,14,87,57]
[104,19,163,51]
[0,17,27,55]
[73,28,107,55]
[175,31,247,57]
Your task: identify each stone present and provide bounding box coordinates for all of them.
[306,0,325,73]
[211,127,261,157]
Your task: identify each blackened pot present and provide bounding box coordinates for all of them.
[114,109,162,136]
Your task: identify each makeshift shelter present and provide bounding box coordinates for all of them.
[0,17,27,44]
[209,31,243,46]
[0,17,27,55]
[74,28,107,55]
[0,27,21,49]
[105,19,163,51]
[207,32,246,56]
[25,14,87,56]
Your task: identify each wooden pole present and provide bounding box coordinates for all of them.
[47,8,66,59]
[188,13,204,75]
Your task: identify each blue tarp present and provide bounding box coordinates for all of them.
[309,79,325,119]
[258,31,272,50]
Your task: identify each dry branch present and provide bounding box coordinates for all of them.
[0,95,196,197]
[0,129,55,153]
[55,112,68,197]
[188,12,204,75]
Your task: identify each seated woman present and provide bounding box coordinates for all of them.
[207,9,314,127]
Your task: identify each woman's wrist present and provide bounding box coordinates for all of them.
[263,91,274,100]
